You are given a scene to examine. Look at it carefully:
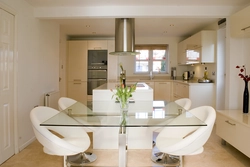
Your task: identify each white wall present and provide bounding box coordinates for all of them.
[224,16,250,110]
[226,36,250,109]
[59,28,68,97]
[0,0,60,150]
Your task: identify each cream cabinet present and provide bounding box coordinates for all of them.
[67,41,88,103]
[87,40,108,50]
[230,5,250,38]
[189,83,214,108]
[67,41,87,81]
[198,31,216,63]
[107,40,117,81]
[172,81,215,108]
[177,38,188,65]
[178,30,216,65]
[172,82,189,101]
[67,81,87,105]
[216,110,250,158]
[154,81,171,101]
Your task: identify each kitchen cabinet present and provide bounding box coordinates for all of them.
[107,40,117,81]
[178,30,216,65]
[67,41,88,103]
[230,5,250,38]
[87,40,108,50]
[67,81,87,105]
[177,38,188,65]
[154,81,171,101]
[189,83,214,108]
[172,82,214,108]
[172,82,189,101]
[67,41,87,81]
[216,110,250,158]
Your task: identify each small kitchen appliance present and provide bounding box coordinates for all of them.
[183,71,190,80]
[171,67,177,80]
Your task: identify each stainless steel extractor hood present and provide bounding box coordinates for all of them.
[109,18,140,56]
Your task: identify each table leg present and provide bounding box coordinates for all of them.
[119,126,127,167]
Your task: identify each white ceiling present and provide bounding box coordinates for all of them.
[24,0,250,38]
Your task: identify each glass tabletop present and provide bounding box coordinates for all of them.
[41,100,206,127]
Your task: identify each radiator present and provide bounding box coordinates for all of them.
[44,91,60,110]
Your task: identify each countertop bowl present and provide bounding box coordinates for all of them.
[198,79,212,83]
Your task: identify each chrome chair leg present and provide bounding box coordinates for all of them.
[151,145,180,166]
[66,152,97,166]
[151,152,180,166]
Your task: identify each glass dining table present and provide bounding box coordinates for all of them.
[41,100,206,167]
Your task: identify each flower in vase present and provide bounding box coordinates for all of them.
[119,62,124,71]
[111,83,137,108]
[236,65,250,82]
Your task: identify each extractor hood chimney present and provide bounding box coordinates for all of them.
[109,18,140,56]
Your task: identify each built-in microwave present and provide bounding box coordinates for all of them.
[88,50,108,65]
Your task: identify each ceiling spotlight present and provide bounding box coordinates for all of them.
[169,24,174,27]
[92,32,96,34]
[163,31,167,34]
[86,25,90,28]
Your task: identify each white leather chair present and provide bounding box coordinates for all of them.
[58,97,93,132]
[152,98,192,163]
[58,97,77,111]
[153,106,216,167]
[30,106,97,167]
[174,98,192,111]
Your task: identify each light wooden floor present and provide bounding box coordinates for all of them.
[1,126,250,167]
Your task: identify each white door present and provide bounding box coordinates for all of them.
[0,8,15,164]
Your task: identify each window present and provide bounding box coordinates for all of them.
[135,45,169,74]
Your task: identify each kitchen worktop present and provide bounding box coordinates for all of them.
[110,76,214,85]
[95,82,153,90]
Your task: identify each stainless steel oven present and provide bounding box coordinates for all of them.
[87,64,107,95]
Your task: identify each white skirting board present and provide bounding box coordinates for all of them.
[44,91,60,110]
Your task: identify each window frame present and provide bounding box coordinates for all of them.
[134,45,169,74]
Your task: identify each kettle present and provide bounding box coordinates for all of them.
[183,71,190,80]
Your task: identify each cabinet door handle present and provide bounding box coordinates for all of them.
[74,79,81,81]
[225,120,236,126]
[73,83,81,84]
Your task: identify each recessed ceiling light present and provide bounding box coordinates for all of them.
[163,31,167,34]
[92,32,96,34]
[169,24,174,27]
[86,25,90,28]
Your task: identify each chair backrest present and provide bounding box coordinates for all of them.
[157,106,216,156]
[175,98,192,111]
[58,97,77,111]
[30,106,90,156]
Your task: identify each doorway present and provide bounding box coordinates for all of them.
[0,8,15,164]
